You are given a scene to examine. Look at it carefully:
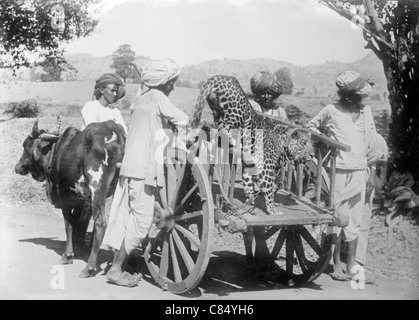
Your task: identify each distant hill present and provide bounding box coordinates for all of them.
[180,58,295,91]
[1,52,388,98]
[64,54,151,81]
[180,53,388,97]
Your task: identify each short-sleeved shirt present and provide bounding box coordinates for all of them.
[306,104,376,171]
[81,100,128,134]
[120,89,189,186]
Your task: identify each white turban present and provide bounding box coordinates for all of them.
[336,70,373,98]
[141,58,180,88]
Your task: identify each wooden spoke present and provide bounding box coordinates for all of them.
[299,226,324,256]
[174,224,200,250]
[169,234,182,283]
[170,163,187,208]
[263,226,281,241]
[285,229,295,276]
[293,232,309,273]
[271,229,286,260]
[159,234,170,278]
[174,183,199,214]
[172,229,195,273]
[174,211,203,222]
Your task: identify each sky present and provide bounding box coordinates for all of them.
[64,0,369,67]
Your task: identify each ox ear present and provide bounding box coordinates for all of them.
[32,120,40,138]
[33,140,53,162]
[39,140,53,155]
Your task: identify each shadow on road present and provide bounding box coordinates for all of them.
[18,237,325,297]
[193,251,324,298]
[124,248,325,298]
[18,236,114,272]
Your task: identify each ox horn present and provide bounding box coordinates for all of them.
[32,119,40,138]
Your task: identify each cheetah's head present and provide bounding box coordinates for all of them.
[285,128,314,163]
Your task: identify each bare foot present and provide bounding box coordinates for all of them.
[331,272,349,281]
[106,270,142,288]
[331,263,346,281]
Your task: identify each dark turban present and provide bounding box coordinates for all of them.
[250,71,283,98]
[93,73,126,100]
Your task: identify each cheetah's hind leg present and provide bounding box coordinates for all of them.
[262,183,284,216]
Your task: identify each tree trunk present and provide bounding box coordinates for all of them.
[385,4,419,192]
[321,0,419,191]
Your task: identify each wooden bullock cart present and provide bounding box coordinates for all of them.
[144,115,351,294]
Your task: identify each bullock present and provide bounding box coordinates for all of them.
[15,120,126,278]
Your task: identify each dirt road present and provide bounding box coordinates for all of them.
[1,207,418,301]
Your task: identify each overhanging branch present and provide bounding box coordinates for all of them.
[320,1,393,50]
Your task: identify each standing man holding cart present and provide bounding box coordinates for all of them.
[103,58,189,287]
[306,71,377,284]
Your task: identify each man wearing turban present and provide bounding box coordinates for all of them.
[103,59,189,287]
[249,71,287,120]
[306,71,377,284]
[81,73,128,134]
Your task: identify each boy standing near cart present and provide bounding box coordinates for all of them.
[81,73,128,134]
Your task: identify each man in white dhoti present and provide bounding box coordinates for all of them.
[103,59,189,287]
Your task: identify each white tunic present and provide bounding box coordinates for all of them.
[81,100,128,134]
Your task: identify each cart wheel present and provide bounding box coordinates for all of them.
[251,223,333,285]
[144,147,214,294]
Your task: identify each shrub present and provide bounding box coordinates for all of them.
[5,99,40,118]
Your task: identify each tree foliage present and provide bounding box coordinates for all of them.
[110,44,136,83]
[36,55,76,82]
[321,0,419,189]
[0,0,101,74]
[39,58,63,82]
[274,67,294,94]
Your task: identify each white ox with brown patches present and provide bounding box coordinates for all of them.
[15,120,126,278]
